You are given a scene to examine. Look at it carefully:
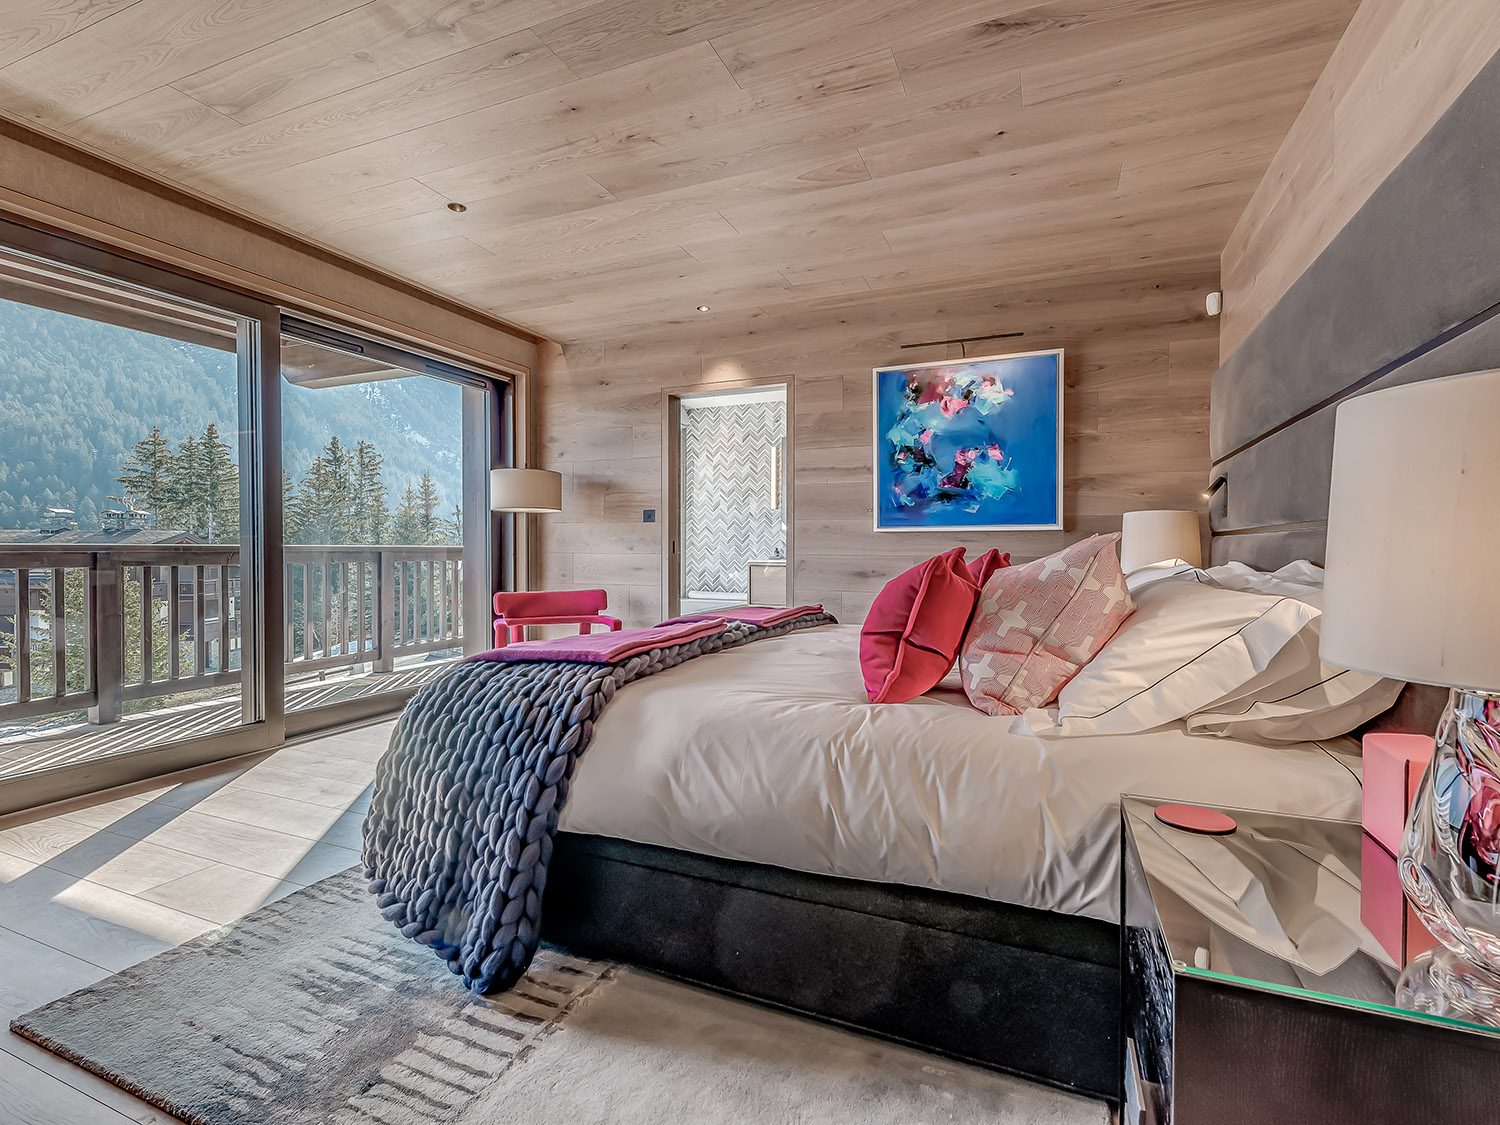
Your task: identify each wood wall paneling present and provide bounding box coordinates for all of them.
[1220,0,1500,359]
[538,264,1220,626]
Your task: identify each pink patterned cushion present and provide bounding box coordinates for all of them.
[959,534,1134,716]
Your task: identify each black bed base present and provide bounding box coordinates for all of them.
[539,832,1120,1103]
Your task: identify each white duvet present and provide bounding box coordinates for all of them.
[558,624,1363,922]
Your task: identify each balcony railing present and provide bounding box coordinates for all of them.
[0,544,464,728]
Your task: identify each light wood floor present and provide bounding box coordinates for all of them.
[0,719,392,1123]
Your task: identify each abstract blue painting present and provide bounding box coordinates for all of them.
[872,349,1063,531]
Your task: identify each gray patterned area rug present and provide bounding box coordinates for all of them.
[10,868,1104,1124]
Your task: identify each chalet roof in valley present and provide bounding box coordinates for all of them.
[0,529,205,546]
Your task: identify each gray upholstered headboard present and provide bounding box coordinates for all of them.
[1208,48,1500,732]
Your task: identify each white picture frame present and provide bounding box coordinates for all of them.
[871,348,1064,532]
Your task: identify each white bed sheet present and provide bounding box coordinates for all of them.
[558,624,1363,922]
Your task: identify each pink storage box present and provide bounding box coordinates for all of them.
[1361,732,1436,858]
[1361,832,1439,967]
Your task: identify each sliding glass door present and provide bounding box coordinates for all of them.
[278,319,495,732]
[0,231,274,787]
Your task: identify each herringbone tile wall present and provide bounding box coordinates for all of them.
[681,400,786,596]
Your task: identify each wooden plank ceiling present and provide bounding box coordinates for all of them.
[0,0,1359,345]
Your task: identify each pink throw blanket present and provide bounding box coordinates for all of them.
[468,617,727,665]
[658,604,823,629]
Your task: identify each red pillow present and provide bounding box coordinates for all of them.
[860,548,980,703]
[966,549,1011,589]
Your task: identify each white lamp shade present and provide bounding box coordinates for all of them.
[490,468,562,513]
[1322,369,1500,692]
[1119,510,1202,573]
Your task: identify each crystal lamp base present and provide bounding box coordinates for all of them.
[1397,947,1500,1029]
[1400,689,1500,972]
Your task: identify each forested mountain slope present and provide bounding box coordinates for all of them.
[0,297,463,531]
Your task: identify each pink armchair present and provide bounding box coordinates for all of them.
[492,589,623,647]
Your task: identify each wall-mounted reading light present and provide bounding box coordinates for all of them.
[1202,475,1227,501]
[1205,291,1223,317]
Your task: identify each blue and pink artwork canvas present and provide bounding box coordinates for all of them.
[873,349,1063,531]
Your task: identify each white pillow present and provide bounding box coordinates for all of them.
[1203,560,1326,600]
[1181,623,1401,740]
[1052,563,1399,739]
[1053,573,1318,736]
[1180,561,1400,740]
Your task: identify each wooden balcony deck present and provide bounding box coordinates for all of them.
[0,662,450,781]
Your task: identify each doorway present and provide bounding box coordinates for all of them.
[665,382,790,619]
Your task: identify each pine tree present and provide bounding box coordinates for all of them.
[116,426,173,526]
[290,453,330,543]
[438,503,463,546]
[297,470,332,548]
[287,435,370,544]
[104,425,423,549]
[199,422,239,543]
[416,472,441,545]
[280,469,297,540]
[352,439,389,544]
[166,433,204,536]
[390,482,424,544]
[323,435,356,543]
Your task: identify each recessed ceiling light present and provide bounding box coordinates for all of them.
[696,305,711,312]
[447,201,467,212]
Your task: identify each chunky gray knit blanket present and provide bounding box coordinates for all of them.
[361,611,836,994]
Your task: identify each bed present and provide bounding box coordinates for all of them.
[558,623,1363,921]
[537,621,1364,1100]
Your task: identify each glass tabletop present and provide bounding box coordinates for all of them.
[1121,795,1500,1039]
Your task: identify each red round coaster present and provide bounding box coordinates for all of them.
[1154,803,1237,835]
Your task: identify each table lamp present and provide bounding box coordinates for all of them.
[1321,370,1500,1008]
[1119,509,1203,573]
[489,468,562,513]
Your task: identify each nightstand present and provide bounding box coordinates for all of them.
[1121,796,1500,1124]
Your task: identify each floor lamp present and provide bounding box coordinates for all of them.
[490,468,562,592]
